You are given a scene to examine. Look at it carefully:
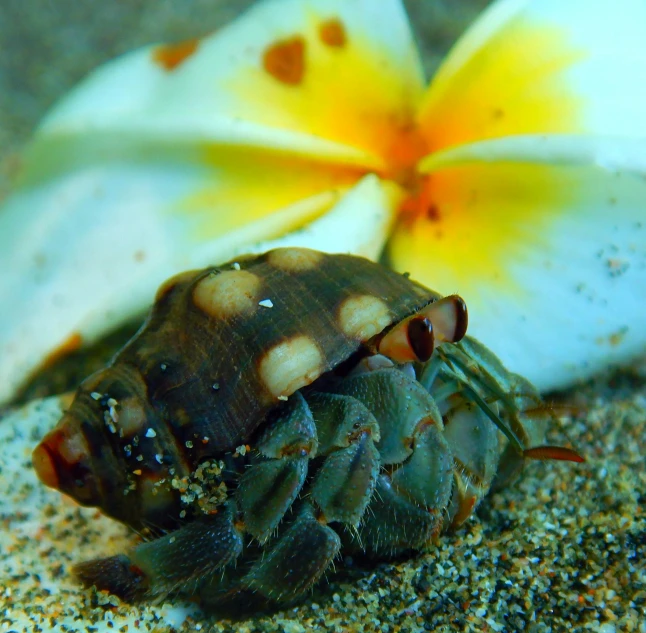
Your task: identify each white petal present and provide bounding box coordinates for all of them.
[418,0,646,150]
[39,0,423,165]
[401,0,646,389]
[248,175,402,260]
[388,134,646,390]
[493,203,646,391]
[522,0,646,137]
[0,162,332,403]
[420,134,646,175]
[0,166,405,404]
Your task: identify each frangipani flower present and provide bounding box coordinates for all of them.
[1,0,645,404]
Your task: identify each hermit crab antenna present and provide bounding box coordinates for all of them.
[435,346,529,454]
[458,382,526,454]
[514,402,586,463]
[437,345,518,412]
[523,446,586,463]
[452,379,584,463]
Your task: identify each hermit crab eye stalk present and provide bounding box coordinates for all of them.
[407,316,434,362]
[377,294,468,363]
[426,294,468,344]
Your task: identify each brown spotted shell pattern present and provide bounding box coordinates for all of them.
[32,247,581,608]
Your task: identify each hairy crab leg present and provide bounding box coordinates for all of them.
[238,503,341,604]
[74,503,244,601]
[306,393,381,527]
[236,392,317,543]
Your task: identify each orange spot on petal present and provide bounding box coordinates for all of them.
[319,18,346,48]
[263,36,306,85]
[153,38,199,72]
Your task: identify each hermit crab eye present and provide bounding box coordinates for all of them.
[376,294,468,363]
[407,316,434,362]
[423,294,468,344]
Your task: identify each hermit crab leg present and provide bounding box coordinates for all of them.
[74,503,244,601]
[328,369,455,551]
[236,393,317,543]
[437,345,585,464]
[463,380,584,463]
[457,381,524,453]
[238,503,341,604]
[377,294,468,363]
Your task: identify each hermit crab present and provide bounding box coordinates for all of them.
[33,247,582,609]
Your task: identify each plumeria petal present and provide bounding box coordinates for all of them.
[419,134,646,175]
[386,0,646,390]
[37,0,424,170]
[0,0,421,404]
[0,155,342,401]
[251,174,402,259]
[417,0,646,149]
[3,0,646,404]
[390,134,646,390]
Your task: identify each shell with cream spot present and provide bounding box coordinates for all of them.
[34,247,439,530]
